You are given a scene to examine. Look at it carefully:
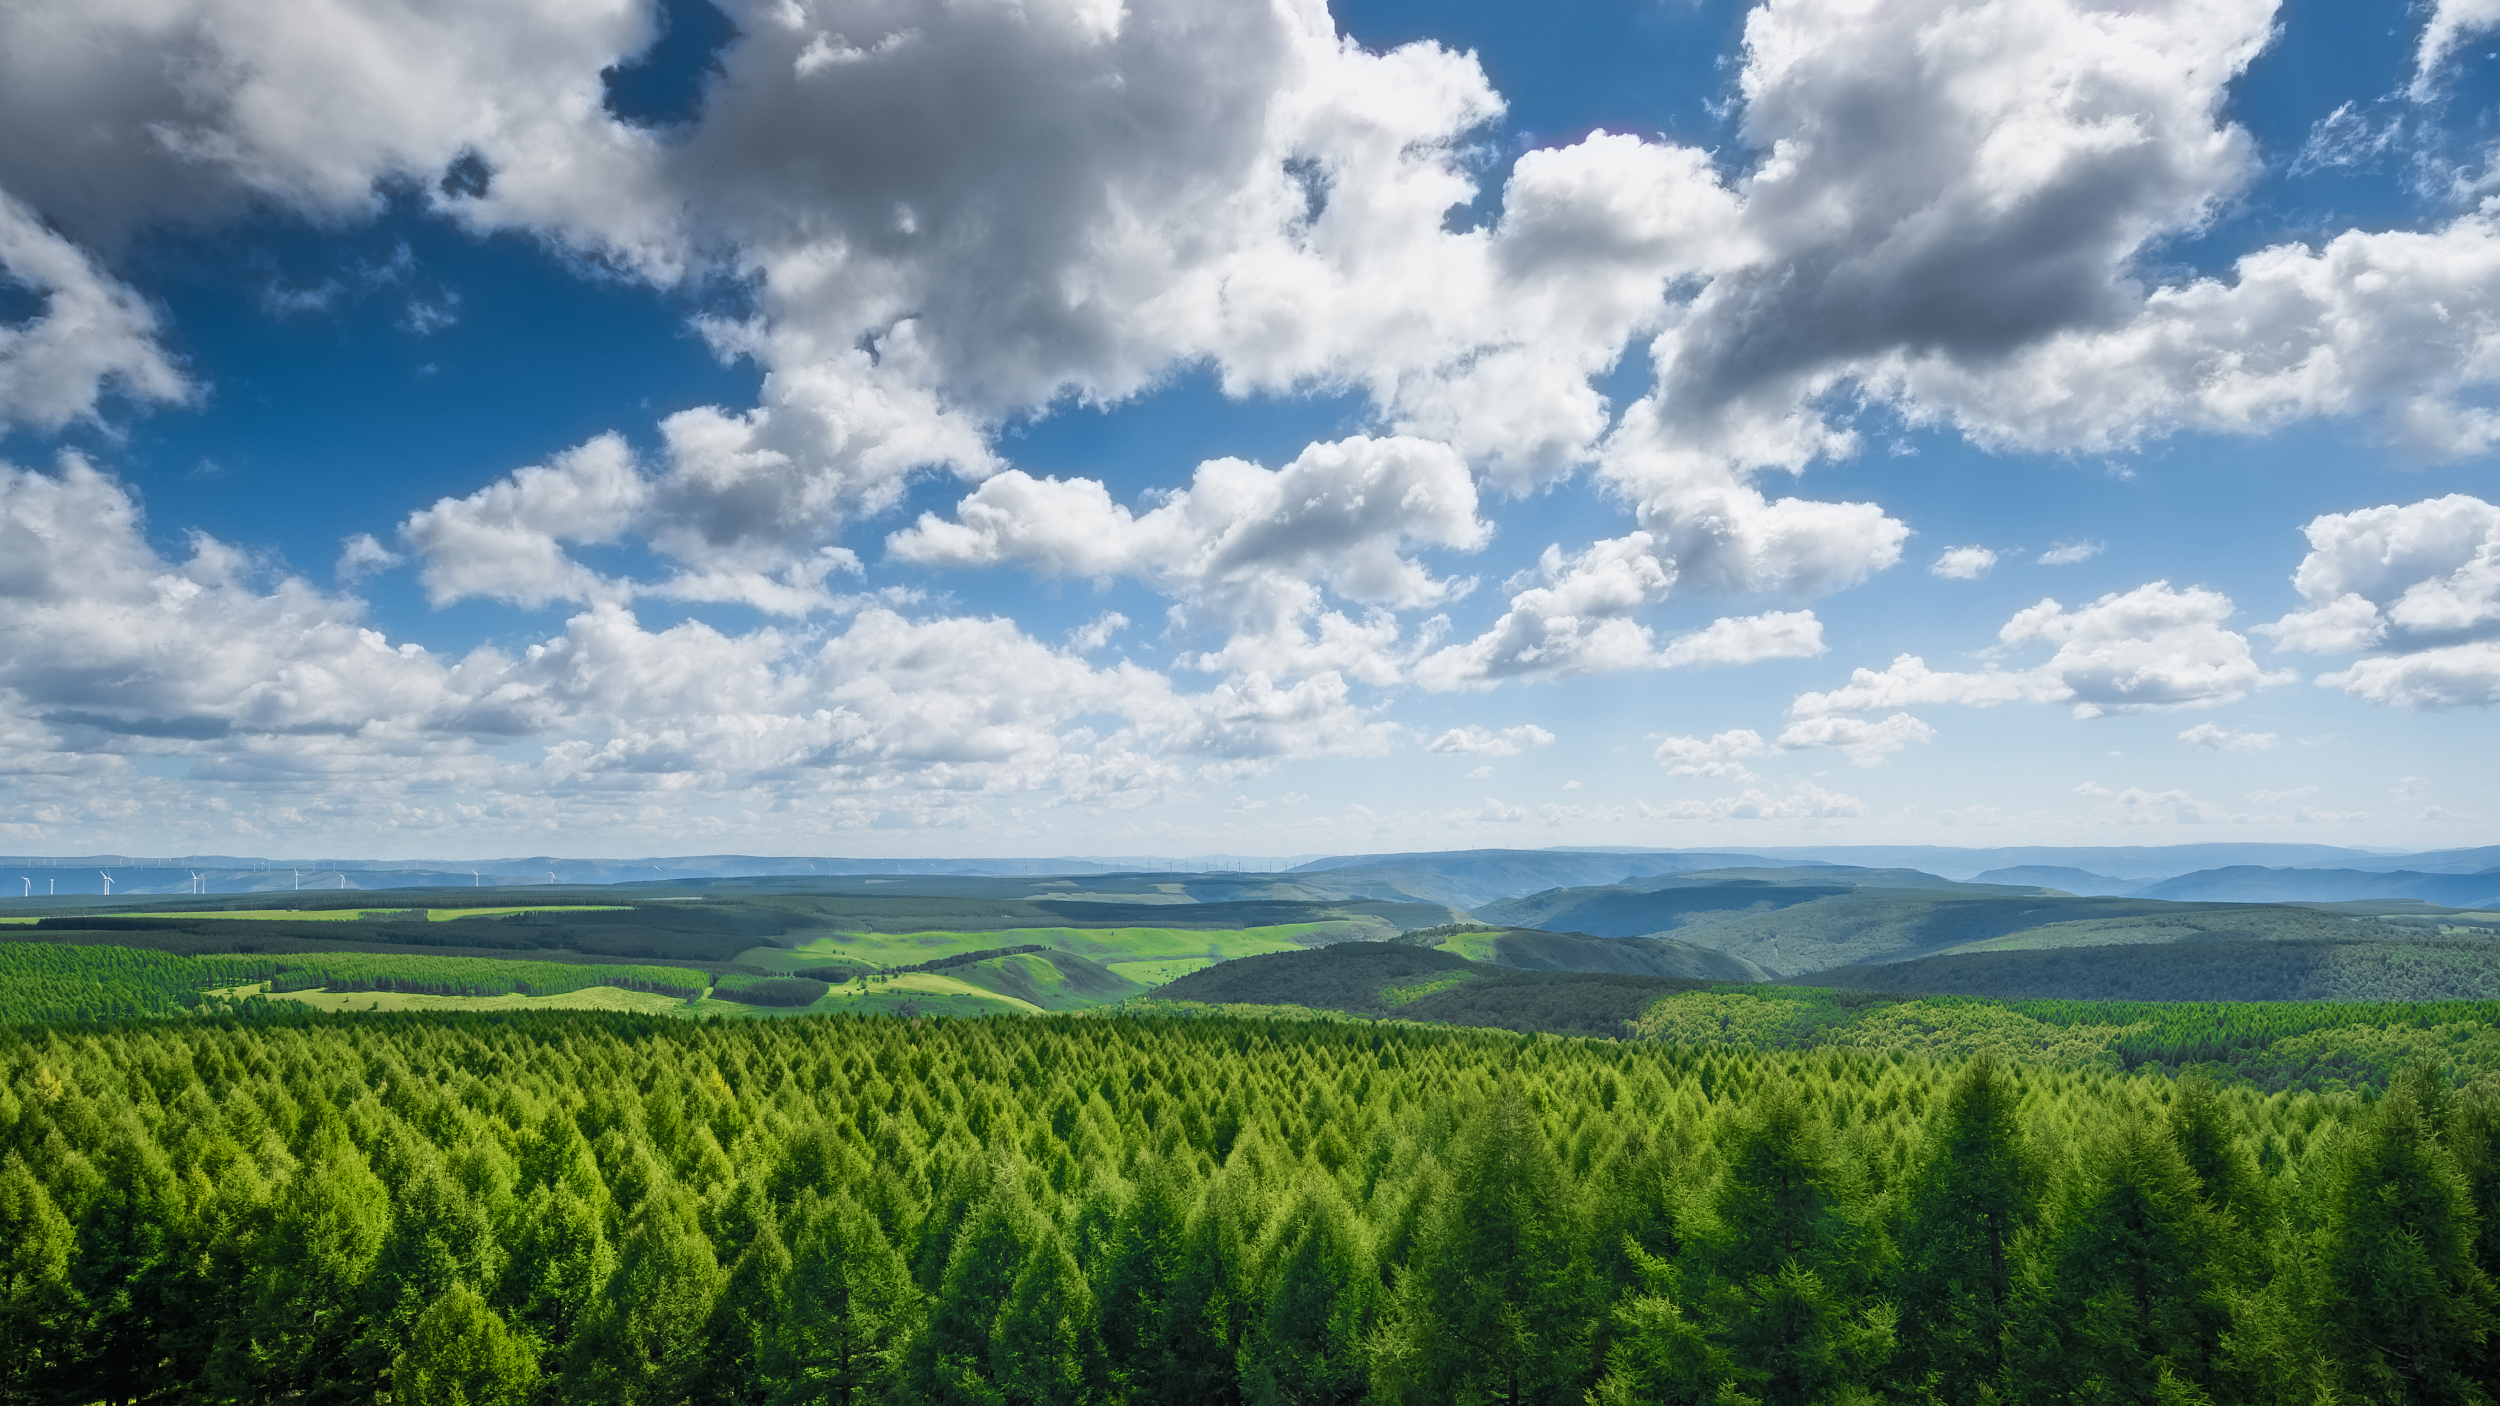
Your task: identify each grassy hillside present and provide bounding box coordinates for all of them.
[762,921,1334,972]
[939,948,1147,1011]
[1149,942,1715,1035]
[0,882,1446,1012]
[243,984,689,1016]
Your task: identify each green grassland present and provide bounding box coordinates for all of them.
[784,971,1043,1017]
[765,921,1334,969]
[1105,956,1219,986]
[1378,969,1482,1005]
[68,904,632,923]
[0,886,1437,985]
[231,982,690,1016]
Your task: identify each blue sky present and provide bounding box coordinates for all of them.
[2,0,2498,858]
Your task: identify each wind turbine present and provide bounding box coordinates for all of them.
[18,878,26,898]
[99,872,113,896]
[471,870,480,888]
[188,871,201,896]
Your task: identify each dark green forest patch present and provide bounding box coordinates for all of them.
[1801,936,2500,1003]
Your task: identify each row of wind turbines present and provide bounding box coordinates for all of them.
[12,867,530,898]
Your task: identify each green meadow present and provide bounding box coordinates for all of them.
[751,921,1336,971]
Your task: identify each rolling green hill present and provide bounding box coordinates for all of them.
[938,948,1147,1010]
[1471,866,2059,946]
[0,883,1455,1012]
[1149,940,1718,1035]
[2133,864,2500,906]
[1479,875,2402,977]
[1797,936,2500,1003]
[1153,942,1486,1013]
[1396,922,1767,980]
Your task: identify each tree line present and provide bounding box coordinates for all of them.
[0,1009,2490,1404]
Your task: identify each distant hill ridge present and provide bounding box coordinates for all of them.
[7,843,2496,909]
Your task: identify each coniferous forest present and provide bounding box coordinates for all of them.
[0,1008,2492,1405]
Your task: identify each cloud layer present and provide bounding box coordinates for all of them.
[3,0,2499,849]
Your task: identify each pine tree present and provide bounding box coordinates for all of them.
[1890,1056,2036,1404]
[1098,1154,1196,1402]
[762,1189,920,1406]
[2317,1069,2499,1404]
[0,1152,75,1399]
[1585,1246,1733,1406]
[363,1156,497,1380]
[904,1169,1050,1406]
[68,1123,198,1404]
[393,1282,540,1406]
[696,1201,791,1406]
[990,1235,1104,1406]
[211,1124,394,1403]
[1156,1166,1260,1406]
[1241,1177,1373,1406]
[493,1182,613,1359]
[2166,1076,2267,1232]
[562,1187,730,1405]
[1380,1084,1589,1406]
[2012,1117,2232,1406]
[1696,1080,1889,1406]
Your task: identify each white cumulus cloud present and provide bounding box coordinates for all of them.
[1428,724,1556,757]
[1795,581,2291,719]
[1653,729,1768,778]
[2265,495,2500,709]
[2177,721,2278,751]
[1650,780,1865,822]
[0,194,190,430]
[1930,546,1998,580]
[1775,712,1937,766]
[400,434,649,609]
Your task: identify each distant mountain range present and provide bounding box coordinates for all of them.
[2,843,2493,909]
